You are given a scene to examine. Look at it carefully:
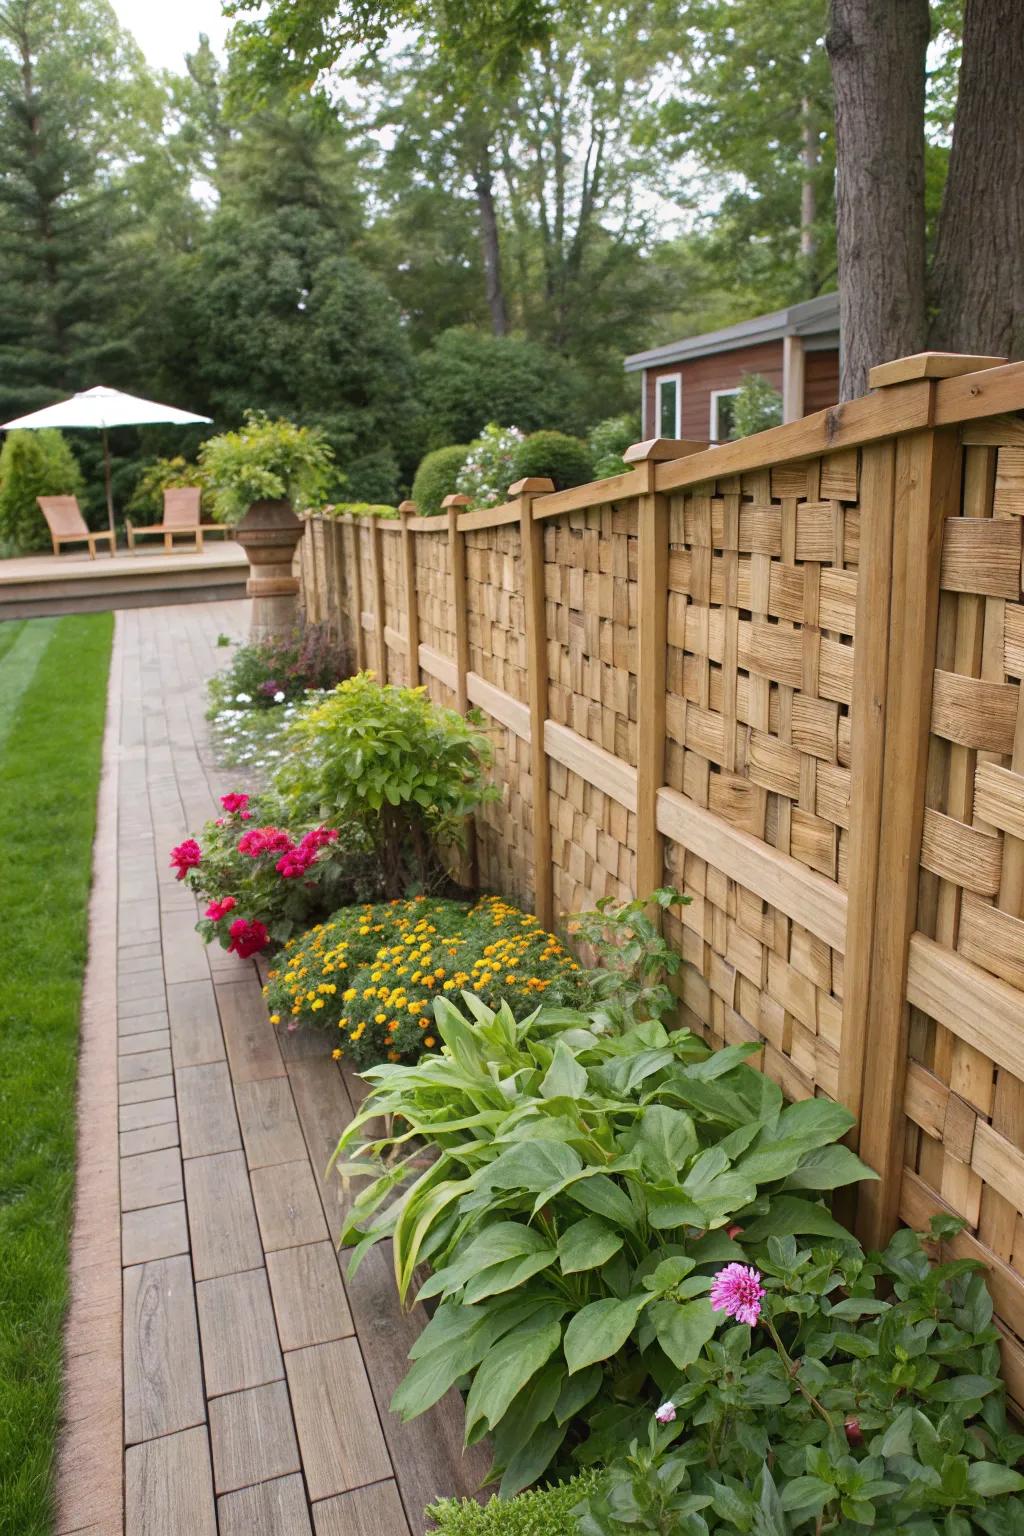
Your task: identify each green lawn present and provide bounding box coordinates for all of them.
[0,613,114,1536]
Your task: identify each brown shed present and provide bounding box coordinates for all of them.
[625,292,840,441]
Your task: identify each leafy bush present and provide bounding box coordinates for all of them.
[335,992,876,1494]
[0,429,84,553]
[456,423,527,510]
[428,1473,598,1536]
[199,410,337,524]
[588,415,640,479]
[411,444,469,518]
[728,374,783,440]
[207,628,348,715]
[511,432,593,492]
[265,894,586,1068]
[568,889,687,1028]
[325,502,398,519]
[416,328,587,450]
[172,790,381,949]
[576,1221,1024,1534]
[272,672,496,895]
[127,455,210,523]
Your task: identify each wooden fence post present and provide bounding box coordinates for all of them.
[346,517,367,672]
[855,419,963,1248]
[398,500,420,689]
[510,477,555,933]
[626,439,705,917]
[443,495,471,714]
[368,516,388,682]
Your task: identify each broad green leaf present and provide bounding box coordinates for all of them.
[539,1040,587,1101]
[621,1104,699,1179]
[568,1172,639,1230]
[651,1297,718,1369]
[740,1196,859,1245]
[783,1143,879,1190]
[930,1374,999,1401]
[967,1463,1024,1496]
[644,1184,708,1231]
[464,1316,564,1438]
[475,1140,583,1196]
[498,1416,569,1498]
[779,1476,833,1514]
[554,1362,602,1424]
[769,1096,855,1151]
[564,1294,650,1374]
[462,1248,558,1303]
[557,1216,624,1274]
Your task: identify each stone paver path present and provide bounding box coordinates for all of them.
[68,601,487,1536]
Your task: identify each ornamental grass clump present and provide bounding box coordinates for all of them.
[263,894,586,1069]
[272,672,497,896]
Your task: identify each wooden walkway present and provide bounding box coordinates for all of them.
[59,600,487,1536]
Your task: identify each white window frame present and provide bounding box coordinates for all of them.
[655,373,682,439]
[709,387,741,443]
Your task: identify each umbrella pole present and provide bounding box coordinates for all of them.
[103,428,116,554]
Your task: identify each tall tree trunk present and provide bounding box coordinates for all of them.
[928,0,1024,358]
[473,148,508,337]
[826,0,930,399]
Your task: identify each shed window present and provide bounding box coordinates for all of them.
[710,388,741,443]
[656,374,681,438]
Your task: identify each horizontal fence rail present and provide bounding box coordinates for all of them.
[298,354,1024,1410]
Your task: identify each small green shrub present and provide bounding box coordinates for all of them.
[728,373,784,439]
[273,671,497,894]
[0,429,84,553]
[325,502,398,519]
[456,423,526,509]
[411,444,469,517]
[199,411,337,524]
[588,414,640,478]
[428,1473,598,1536]
[127,456,211,523]
[511,430,593,492]
[266,893,586,1068]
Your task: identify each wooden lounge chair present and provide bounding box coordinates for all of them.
[37,496,115,558]
[125,487,232,554]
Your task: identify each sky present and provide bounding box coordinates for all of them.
[108,0,230,70]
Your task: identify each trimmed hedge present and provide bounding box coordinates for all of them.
[410,443,469,517]
[511,430,593,492]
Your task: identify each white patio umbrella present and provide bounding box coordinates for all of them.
[1,386,212,543]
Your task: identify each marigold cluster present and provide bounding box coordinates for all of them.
[263,894,586,1070]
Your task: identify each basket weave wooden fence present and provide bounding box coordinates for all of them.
[298,353,1024,1409]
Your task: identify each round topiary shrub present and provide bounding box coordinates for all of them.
[0,429,85,554]
[410,444,468,517]
[510,429,593,492]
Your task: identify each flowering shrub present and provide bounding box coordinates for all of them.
[335,994,877,1494]
[454,422,526,510]
[173,791,382,949]
[576,1222,1024,1534]
[273,673,496,896]
[207,626,347,716]
[264,894,586,1069]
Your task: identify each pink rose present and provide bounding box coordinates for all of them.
[170,838,201,880]
[226,918,269,959]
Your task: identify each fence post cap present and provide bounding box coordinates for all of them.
[441,493,472,508]
[507,477,555,497]
[623,437,708,463]
[868,351,1006,388]
[398,500,417,514]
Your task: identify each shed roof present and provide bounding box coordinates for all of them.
[624,291,840,373]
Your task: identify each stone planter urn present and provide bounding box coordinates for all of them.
[234,499,306,640]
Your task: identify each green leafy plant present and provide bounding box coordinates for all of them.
[511,431,593,492]
[588,415,640,479]
[727,375,784,440]
[325,501,398,518]
[428,1472,598,1536]
[567,888,688,1027]
[198,410,337,524]
[411,444,469,517]
[126,455,210,523]
[0,429,84,554]
[575,1221,1024,1534]
[207,627,347,715]
[334,995,876,1495]
[272,671,497,895]
[456,422,527,509]
[265,893,586,1068]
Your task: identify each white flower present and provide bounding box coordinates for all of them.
[655,1402,676,1424]
[274,690,286,703]
[235,691,252,703]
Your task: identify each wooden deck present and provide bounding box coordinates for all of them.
[0,544,249,620]
[57,599,487,1536]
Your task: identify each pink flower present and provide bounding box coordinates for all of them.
[276,849,313,879]
[238,827,294,858]
[654,1402,676,1424]
[300,826,339,854]
[205,896,237,922]
[221,792,250,815]
[170,838,201,880]
[226,917,269,958]
[710,1263,765,1327]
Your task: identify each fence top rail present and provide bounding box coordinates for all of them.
[456,503,522,533]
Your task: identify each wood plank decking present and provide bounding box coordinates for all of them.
[57,599,488,1536]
